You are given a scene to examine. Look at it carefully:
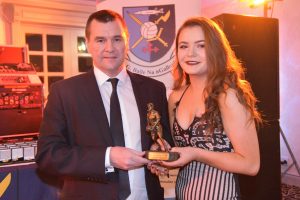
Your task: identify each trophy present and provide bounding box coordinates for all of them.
[145,103,179,161]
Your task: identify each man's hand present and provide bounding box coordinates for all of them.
[147,161,169,177]
[110,147,150,170]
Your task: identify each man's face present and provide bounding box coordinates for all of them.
[86,19,128,77]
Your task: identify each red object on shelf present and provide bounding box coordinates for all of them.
[0,46,28,64]
[0,46,42,138]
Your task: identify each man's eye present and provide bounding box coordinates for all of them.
[96,39,105,43]
[114,37,123,42]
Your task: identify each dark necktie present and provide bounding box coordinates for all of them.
[108,78,131,200]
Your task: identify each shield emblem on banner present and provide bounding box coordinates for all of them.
[123,5,175,63]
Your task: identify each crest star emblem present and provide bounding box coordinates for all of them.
[123,5,175,63]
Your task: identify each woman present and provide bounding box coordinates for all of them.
[161,17,262,199]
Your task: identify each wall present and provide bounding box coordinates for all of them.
[0,8,4,44]
[0,2,13,44]
[0,0,95,45]
[201,0,300,176]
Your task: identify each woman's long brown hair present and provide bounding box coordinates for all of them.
[172,17,262,134]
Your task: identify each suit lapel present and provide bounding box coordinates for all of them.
[80,70,113,145]
[128,71,150,151]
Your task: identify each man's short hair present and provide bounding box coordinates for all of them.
[85,9,128,40]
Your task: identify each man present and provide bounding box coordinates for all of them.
[36,10,173,200]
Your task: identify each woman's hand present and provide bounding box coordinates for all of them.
[160,147,195,168]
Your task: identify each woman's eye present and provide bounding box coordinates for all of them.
[197,43,205,48]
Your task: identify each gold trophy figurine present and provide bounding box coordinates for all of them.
[145,103,179,161]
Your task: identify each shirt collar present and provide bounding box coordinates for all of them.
[93,66,129,87]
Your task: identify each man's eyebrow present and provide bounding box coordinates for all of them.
[94,35,123,39]
[94,36,105,40]
[113,35,123,38]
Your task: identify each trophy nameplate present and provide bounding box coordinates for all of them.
[145,150,179,161]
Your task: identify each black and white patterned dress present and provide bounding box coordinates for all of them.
[173,88,241,200]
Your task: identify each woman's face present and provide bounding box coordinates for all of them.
[177,26,208,77]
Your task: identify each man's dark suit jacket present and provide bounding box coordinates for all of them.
[35,69,173,200]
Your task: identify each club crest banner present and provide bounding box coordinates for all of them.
[96,0,201,89]
[122,4,175,78]
[124,5,175,65]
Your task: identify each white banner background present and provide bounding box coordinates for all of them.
[96,0,201,91]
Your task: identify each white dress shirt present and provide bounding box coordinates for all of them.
[93,66,148,200]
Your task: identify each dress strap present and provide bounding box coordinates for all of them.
[174,84,190,113]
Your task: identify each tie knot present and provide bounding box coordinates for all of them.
[108,78,119,90]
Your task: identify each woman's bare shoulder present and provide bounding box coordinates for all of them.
[169,85,189,102]
[219,87,240,108]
